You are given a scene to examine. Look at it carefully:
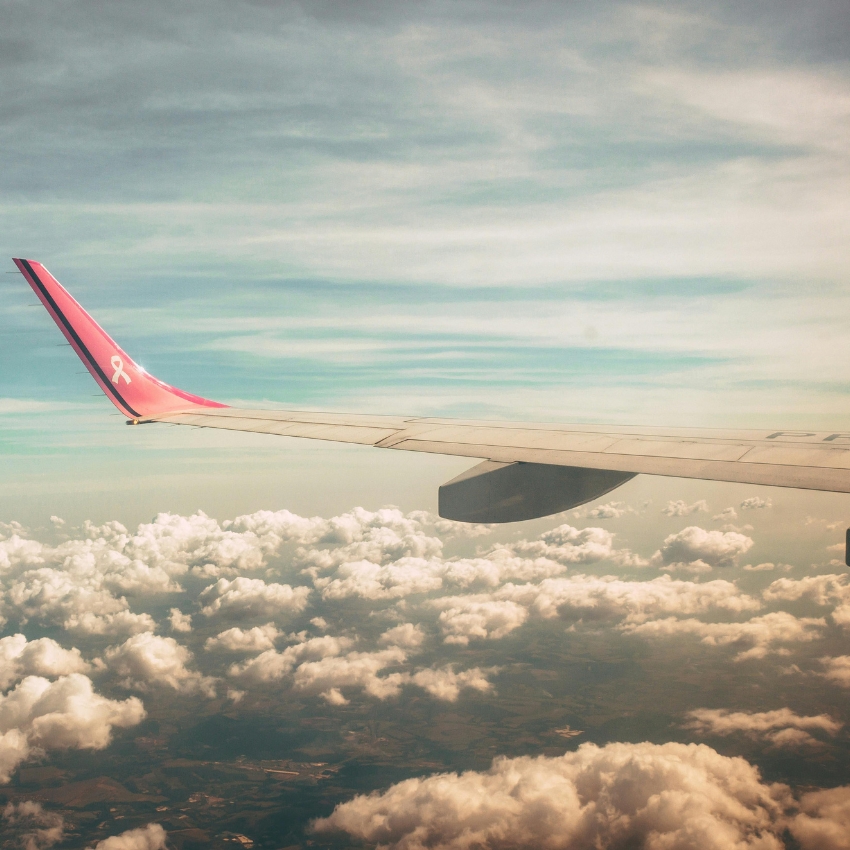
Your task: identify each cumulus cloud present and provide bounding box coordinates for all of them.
[417,573,760,645]
[5,566,153,636]
[764,574,850,625]
[622,612,825,660]
[409,666,496,701]
[0,507,447,638]
[0,635,89,690]
[434,598,529,644]
[652,525,753,569]
[205,624,281,653]
[0,674,144,783]
[379,623,426,649]
[292,647,409,704]
[314,558,444,600]
[440,552,569,589]
[661,499,709,516]
[820,656,850,687]
[200,577,310,618]
[168,608,192,633]
[88,823,167,850]
[764,574,850,606]
[686,708,842,748]
[713,507,738,521]
[230,630,494,706]
[291,647,498,705]
[495,573,760,624]
[314,741,789,849]
[65,611,156,637]
[408,511,494,539]
[284,507,443,579]
[789,786,850,850]
[2,801,64,850]
[506,524,622,565]
[229,635,353,683]
[104,634,216,697]
[741,497,773,510]
[309,523,636,602]
[573,501,633,519]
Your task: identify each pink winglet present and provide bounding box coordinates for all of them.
[14,258,228,420]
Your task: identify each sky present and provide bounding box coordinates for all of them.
[1,2,850,848]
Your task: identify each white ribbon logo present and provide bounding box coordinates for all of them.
[111,355,131,385]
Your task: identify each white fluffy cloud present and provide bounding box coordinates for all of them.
[168,608,192,633]
[0,508,451,638]
[434,598,529,644]
[65,611,156,637]
[622,612,825,660]
[292,647,409,704]
[423,573,760,644]
[229,635,354,684]
[200,577,311,618]
[88,823,167,850]
[820,656,850,687]
[764,575,850,626]
[506,524,620,564]
[0,635,89,690]
[686,708,842,748]
[573,501,633,519]
[230,632,495,705]
[104,634,216,696]
[497,573,760,623]
[409,666,496,701]
[661,499,709,516]
[294,508,443,574]
[713,507,738,522]
[314,741,790,849]
[309,523,645,602]
[789,786,850,850]
[741,497,773,510]
[380,623,426,649]
[2,801,64,850]
[0,674,145,783]
[205,624,281,653]
[652,526,754,569]
[764,574,849,606]
[315,558,444,600]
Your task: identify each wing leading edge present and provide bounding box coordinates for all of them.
[16,259,850,524]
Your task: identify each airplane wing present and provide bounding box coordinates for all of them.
[15,258,850,525]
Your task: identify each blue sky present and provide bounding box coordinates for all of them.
[1,0,850,525]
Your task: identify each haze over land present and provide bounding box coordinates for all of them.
[1,0,849,847]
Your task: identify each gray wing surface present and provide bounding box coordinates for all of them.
[140,408,850,517]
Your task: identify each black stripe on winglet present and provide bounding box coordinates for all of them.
[20,259,141,418]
